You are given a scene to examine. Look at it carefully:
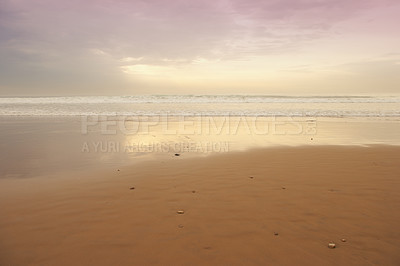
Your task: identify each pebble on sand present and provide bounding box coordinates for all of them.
[249,176,254,179]
[177,210,185,214]
[129,187,135,190]
[178,224,184,228]
[274,232,279,236]
[192,190,196,193]
[175,153,180,156]
[341,238,347,242]
[328,242,336,249]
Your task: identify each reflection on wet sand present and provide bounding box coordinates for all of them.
[1,116,400,178]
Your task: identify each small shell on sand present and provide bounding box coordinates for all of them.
[328,242,336,249]
[341,238,347,242]
[177,210,185,214]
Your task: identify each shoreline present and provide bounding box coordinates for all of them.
[1,116,400,180]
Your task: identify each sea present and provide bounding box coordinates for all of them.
[0,95,399,117]
[1,95,400,178]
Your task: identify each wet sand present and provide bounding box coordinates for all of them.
[1,116,400,179]
[1,145,400,265]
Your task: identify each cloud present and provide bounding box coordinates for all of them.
[0,0,399,95]
[3,0,395,64]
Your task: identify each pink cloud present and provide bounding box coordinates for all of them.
[1,0,399,95]
[2,0,398,62]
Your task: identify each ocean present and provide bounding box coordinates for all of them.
[0,95,399,117]
[1,95,400,178]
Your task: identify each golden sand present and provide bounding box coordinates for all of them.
[1,146,400,265]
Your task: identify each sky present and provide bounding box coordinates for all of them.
[0,0,399,96]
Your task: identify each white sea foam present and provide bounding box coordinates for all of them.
[1,95,400,104]
[0,95,399,117]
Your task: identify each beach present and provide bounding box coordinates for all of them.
[1,116,400,265]
[1,96,400,265]
[2,0,400,263]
